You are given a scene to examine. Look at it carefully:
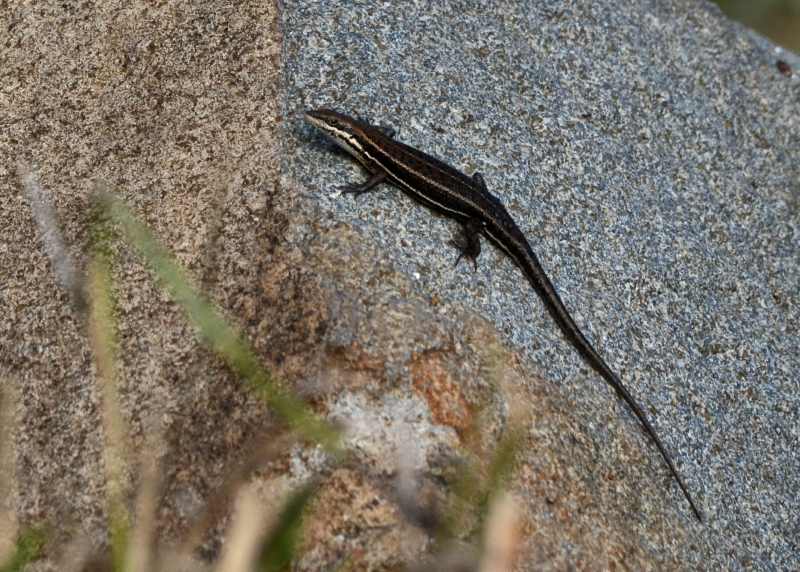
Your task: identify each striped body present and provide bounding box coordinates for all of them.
[305,108,702,522]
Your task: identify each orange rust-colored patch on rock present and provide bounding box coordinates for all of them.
[319,344,388,392]
[409,350,472,436]
[327,343,387,374]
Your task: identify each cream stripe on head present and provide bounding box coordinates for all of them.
[305,112,366,162]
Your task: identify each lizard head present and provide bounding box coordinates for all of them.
[305,108,355,132]
[305,108,369,162]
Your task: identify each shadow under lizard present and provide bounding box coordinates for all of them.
[305,108,703,522]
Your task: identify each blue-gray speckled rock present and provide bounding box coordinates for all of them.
[283,0,799,569]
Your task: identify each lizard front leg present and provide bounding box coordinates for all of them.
[339,171,388,196]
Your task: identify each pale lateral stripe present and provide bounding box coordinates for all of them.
[316,121,470,219]
[361,131,493,220]
[313,115,534,271]
[362,130,542,264]
[313,115,491,221]
[384,166,474,218]
[484,227,517,259]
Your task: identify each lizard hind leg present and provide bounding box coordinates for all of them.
[472,171,488,191]
[452,218,484,271]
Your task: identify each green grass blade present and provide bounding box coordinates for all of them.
[473,426,521,544]
[257,482,317,572]
[94,192,341,453]
[0,527,46,572]
[87,252,130,572]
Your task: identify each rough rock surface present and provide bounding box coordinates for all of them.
[2,0,287,564]
[1,0,798,570]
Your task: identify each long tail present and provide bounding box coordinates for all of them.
[520,247,703,522]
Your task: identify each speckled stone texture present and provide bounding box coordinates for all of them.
[2,0,286,563]
[2,0,799,570]
[283,0,799,569]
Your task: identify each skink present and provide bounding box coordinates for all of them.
[305,108,703,522]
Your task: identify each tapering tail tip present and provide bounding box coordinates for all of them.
[689,496,704,523]
[677,475,704,523]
